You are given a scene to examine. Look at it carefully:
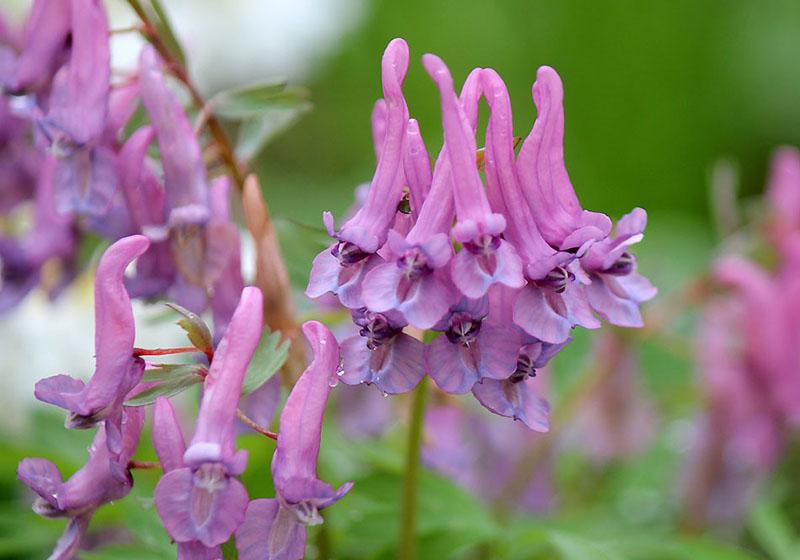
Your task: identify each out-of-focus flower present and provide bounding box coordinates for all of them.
[34,235,149,452]
[236,321,352,560]
[17,405,144,560]
[155,287,263,547]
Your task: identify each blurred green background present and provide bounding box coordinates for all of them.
[260,0,800,226]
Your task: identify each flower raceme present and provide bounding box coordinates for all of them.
[306,40,655,426]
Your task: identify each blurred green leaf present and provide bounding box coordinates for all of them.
[211,81,310,120]
[138,0,186,68]
[548,531,628,560]
[165,302,213,355]
[125,372,203,407]
[274,217,331,289]
[142,363,206,383]
[235,103,312,162]
[749,499,798,560]
[241,328,290,395]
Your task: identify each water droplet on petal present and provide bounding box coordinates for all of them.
[381,391,389,398]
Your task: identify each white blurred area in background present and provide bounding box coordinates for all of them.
[1,0,365,429]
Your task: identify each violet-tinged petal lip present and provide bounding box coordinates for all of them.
[586,274,651,327]
[340,332,425,394]
[516,66,611,249]
[49,513,93,560]
[43,0,110,147]
[188,287,263,464]
[512,285,574,344]
[177,541,223,560]
[139,45,209,218]
[451,238,525,299]
[52,146,118,218]
[472,377,550,431]
[236,499,307,560]
[155,466,249,547]
[17,458,63,508]
[153,397,187,473]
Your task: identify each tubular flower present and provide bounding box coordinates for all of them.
[516,66,611,253]
[579,208,657,327]
[17,406,144,560]
[423,53,524,298]
[34,235,149,451]
[306,38,409,309]
[236,321,353,560]
[361,69,482,329]
[155,287,263,548]
[153,398,222,560]
[481,68,599,343]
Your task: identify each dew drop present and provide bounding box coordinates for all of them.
[381,391,389,398]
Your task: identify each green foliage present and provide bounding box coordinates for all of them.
[241,328,290,395]
[124,369,204,406]
[165,302,214,355]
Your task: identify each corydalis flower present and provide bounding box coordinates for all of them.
[34,235,149,452]
[155,287,263,548]
[17,406,144,560]
[482,68,598,343]
[306,38,409,309]
[361,70,484,329]
[516,66,611,252]
[153,397,222,559]
[423,53,524,298]
[236,321,353,560]
[579,208,656,327]
[339,308,425,394]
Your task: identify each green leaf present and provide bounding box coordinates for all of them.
[210,81,309,120]
[749,499,797,560]
[548,531,627,560]
[142,363,207,383]
[125,371,203,406]
[165,302,213,355]
[241,328,290,395]
[235,102,312,162]
[139,0,186,68]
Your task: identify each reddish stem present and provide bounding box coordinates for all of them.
[128,460,161,470]
[133,346,199,357]
[236,409,278,440]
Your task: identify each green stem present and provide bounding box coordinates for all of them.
[398,378,429,560]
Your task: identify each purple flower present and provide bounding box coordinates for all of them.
[579,208,657,327]
[339,308,425,394]
[17,406,144,559]
[236,321,352,560]
[155,286,263,547]
[361,69,483,329]
[481,68,599,343]
[423,53,524,298]
[516,66,611,252]
[765,146,800,250]
[153,397,222,559]
[425,297,520,394]
[306,38,409,308]
[34,235,149,452]
[8,0,71,93]
[403,118,432,217]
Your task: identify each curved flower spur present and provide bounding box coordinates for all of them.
[306,38,410,309]
[236,321,353,560]
[34,235,150,451]
[154,287,263,548]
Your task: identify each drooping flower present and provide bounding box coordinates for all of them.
[153,397,222,559]
[516,66,611,253]
[306,38,410,309]
[155,286,263,547]
[17,405,144,560]
[34,235,149,452]
[236,321,352,560]
[423,53,524,298]
[481,68,599,343]
[579,208,657,327]
[339,308,425,394]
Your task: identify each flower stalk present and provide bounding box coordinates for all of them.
[398,377,429,560]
